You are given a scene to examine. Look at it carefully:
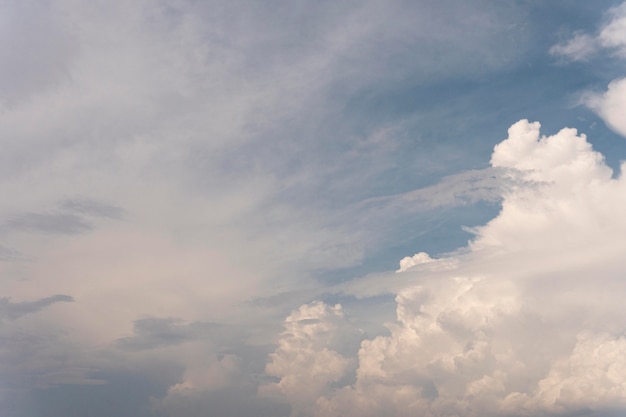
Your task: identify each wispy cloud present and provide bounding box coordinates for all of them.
[551,2,626,138]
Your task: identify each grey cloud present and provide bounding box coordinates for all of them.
[365,167,528,213]
[345,167,529,240]
[2,199,123,236]
[0,244,21,261]
[0,294,74,320]
[8,365,184,417]
[156,385,290,417]
[116,318,220,351]
[59,198,125,219]
[0,1,76,105]
[4,212,92,235]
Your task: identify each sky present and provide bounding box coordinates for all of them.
[2,1,626,416]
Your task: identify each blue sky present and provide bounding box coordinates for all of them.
[2,1,626,416]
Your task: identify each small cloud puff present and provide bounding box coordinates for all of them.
[396,251,433,272]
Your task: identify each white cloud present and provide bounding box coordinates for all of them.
[584,77,626,138]
[551,2,626,61]
[260,301,363,417]
[549,2,626,139]
[396,252,434,272]
[599,2,626,57]
[550,33,597,61]
[275,119,626,416]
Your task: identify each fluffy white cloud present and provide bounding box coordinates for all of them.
[273,120,626,416]
[260,301,363,417]
[396,251,434,272]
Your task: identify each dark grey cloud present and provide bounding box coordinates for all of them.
[0,294,74,320]
[59,198,125,219]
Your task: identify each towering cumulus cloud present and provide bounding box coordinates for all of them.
[265,120,626,417]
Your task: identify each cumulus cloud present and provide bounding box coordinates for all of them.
[260,301,364,417]
[271,120,626,416]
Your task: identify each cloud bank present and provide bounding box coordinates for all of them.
[266,119,626,416]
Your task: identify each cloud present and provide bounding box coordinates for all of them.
[260,301,364,417]
[360,167,511,214]
[116,318,216,351]
[584,77,626,138]
[550,2,626,61]
[0,0,75,105]
[272,119,626,416]
[598,2,626,57]
[0,1,605,416]
[1,198,124,236]
[550,2,626,139]
[4,212,92,235]
[59,198,125,219]
[155,385,290,417]
[0,244,20,261]
[0,294,73,320]
[549,33,598,62]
